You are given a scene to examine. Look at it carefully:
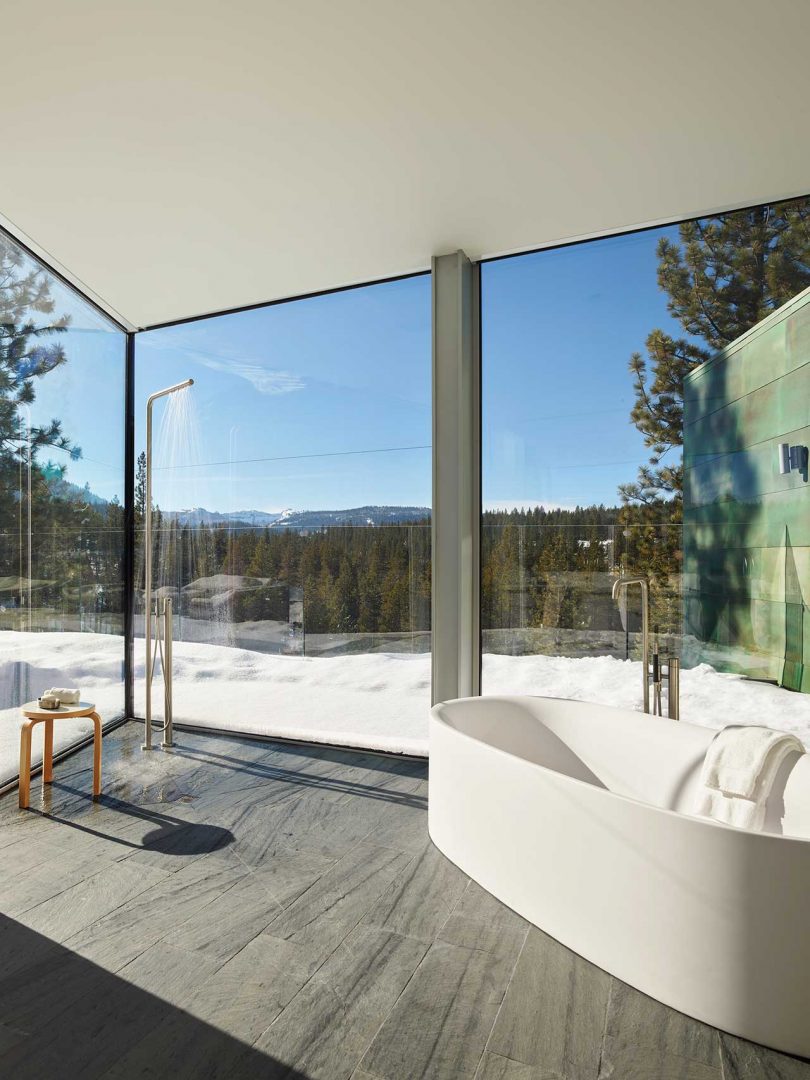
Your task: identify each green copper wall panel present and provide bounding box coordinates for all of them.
[684,286,810,692]
[685,428,810,507]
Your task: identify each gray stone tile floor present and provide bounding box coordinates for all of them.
[0,721,808,1079]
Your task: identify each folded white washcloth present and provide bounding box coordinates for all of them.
[693,787,765,831]
[695,725,804,831]
[47,688,80,705]
[701,725,803,798]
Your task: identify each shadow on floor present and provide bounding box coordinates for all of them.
[30,790,235,855]
[0,913,310,1079]
[168,742,428,809]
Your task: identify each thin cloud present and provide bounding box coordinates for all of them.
[139,332,306,396]
[196,355,305,395]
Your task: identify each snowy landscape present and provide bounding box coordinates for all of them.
[3,629,810,785]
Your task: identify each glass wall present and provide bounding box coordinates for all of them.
[481,197,810,743]
[0,230,127,784]
[135,275,431,754]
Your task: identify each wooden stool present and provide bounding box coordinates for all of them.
[19,701,102,810]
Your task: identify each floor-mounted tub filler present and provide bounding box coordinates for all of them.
[429,695,810,1058]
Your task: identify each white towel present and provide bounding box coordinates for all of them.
[694,725,804,831]
[46,687,80,704]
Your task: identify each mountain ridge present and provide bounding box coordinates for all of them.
[165,505,431,528]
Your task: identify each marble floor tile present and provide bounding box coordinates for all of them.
[265,839,413,947]
[487,927,611,1079]
[182,932,314,1042]
[253,924,428,1080]
[171,872,284,962]
[62,852,250,969]
[452,879,529,934]
[599,980,720,1073]
[474,1052,559,1079]
[18,858,167,942]
[360,935,517,1079]
[361,839,468,942]
[719,1032,810,1079]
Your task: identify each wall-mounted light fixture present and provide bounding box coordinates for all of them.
[778,442,809,481]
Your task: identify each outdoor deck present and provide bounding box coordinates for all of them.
[0,723,807,1079]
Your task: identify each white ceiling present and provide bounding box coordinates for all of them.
[2,0,809,329]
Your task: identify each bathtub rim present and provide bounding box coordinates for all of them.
[430,694,810,847]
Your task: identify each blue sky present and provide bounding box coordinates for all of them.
[135,275,432,514]
[482,224,683,510]
[28,225,686,514]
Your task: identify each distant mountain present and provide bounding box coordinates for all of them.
[166,508,285,527]
[41,484,431,529]
[268,506,431,529]
[165,505,431,528]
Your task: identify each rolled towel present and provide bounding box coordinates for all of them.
[47,687,80,705]
[694,725,804,831]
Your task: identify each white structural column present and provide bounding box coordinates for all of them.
[431,250,481,705]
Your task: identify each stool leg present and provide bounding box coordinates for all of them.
[19,719,34,810]
[44,719,54,784]
[91,712,102,798]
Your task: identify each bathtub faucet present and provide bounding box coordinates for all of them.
[611,575,680,719]
[612,576,650,714]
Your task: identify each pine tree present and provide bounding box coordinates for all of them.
[0,235,76,460]
[0,239,76,497]
[0,234,80,588]
[135,451,147,521]
[622,198,810,508]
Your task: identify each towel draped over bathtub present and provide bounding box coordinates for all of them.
[694,725,804,831]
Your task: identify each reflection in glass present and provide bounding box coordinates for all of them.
[0,231,127,782]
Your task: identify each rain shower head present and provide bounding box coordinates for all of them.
[146,378,194,407]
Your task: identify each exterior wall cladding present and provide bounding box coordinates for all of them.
[683,286,810,693]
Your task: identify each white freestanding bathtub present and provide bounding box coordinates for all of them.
[429,695,810,1058]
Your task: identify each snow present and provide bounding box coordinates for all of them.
[482,653,810,748]
[2,630,810,786]
[0,632,125,787]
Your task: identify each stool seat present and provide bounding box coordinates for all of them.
[19,701,102,809]
[22,701,98,720]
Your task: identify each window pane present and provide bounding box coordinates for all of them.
[0,231,127,783]
[482,198,810,744]
[135,276,431,753]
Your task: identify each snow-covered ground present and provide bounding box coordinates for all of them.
[0,632,126,787]
[2,630,810,785]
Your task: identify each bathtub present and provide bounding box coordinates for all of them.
[429,695,810,1058]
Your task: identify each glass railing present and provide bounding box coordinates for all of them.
[481,521,810,735]
[0,526,125,636]
[0,525,126,785]
[481,521,681,662]
[132,523,432,753]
